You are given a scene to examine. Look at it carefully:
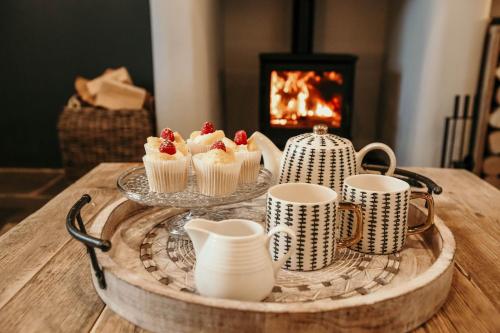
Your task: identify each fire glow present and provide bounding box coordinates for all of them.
[270,70,343,128]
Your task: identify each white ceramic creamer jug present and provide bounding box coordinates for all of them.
[185,218,296,301]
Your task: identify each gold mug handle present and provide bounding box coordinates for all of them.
[337,202,364,248]
[407,192,435,235]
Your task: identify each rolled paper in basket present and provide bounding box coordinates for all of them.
[192,158,242,196]
[143,155,189,193]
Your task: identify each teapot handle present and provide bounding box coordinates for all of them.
[266,226,297,276]
[356,143,396,176]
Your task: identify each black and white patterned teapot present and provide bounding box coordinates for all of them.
[251,124,396,194]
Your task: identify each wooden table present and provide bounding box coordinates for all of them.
[0,163,499,332]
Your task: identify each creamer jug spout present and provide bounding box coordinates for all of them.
[184,218,217,255]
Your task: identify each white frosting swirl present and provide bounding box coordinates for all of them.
[234,137,259,152]
[194,148,236,164]
[145,135,189,155]
[188,130,225,145]
[221,137,237,150]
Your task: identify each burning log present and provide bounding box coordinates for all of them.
[269,70,343,128]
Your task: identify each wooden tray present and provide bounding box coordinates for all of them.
[88,197,455,333]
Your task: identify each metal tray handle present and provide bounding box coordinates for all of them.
[363,164,443,195]
[66,194,111,289]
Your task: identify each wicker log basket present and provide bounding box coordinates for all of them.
[58,96,155,180]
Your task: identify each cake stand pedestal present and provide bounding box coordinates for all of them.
[116,166,273,236]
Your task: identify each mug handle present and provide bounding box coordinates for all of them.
[266,226,297,276]
[356,143,396,176]
[407,192,435,235]
[337,202,364,248]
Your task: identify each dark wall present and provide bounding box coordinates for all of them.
[0,0,154,167]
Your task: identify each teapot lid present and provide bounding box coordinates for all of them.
[289,124,352,149]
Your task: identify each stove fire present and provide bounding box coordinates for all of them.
[270,70,343,128]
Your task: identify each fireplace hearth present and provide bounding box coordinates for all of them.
[258,0,357,148]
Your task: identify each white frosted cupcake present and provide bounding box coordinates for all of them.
[143,140,190,193]
[187,122,225,155]
[233,130,262,184]
[192,141,242,196]
[144,128,190,156]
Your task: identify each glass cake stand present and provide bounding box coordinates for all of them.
[117,166,273,237]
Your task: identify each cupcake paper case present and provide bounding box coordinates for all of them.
[143,152,190,193]
[143,155,190,193]
[235,150,262,184]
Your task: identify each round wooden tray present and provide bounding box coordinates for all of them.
[89,197,455,333]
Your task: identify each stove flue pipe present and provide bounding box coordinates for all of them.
[292,0,315,54]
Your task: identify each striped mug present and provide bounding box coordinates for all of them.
[266,183,363,271]
[340,174,435,255]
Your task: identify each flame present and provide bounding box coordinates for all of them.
[270,70,342,128]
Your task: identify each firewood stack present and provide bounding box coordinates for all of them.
[484,105,500,187]
[473,24,500,189]
[58,67,155,180]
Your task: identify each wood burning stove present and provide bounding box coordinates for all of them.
[259,54,356,147]
[258,0,357,148]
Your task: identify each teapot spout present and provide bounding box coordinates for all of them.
[184,219,215,255]
[250,132,282,182]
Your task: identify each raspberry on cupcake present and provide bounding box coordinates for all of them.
[143,139,190,193]
[145,127,189,155]
[160,127,175,141]
[187,121,225,155]
[192,140,242,196]
[159,140,177,155]
[232,130,262,183]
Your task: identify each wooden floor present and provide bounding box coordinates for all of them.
[0,168,71,236]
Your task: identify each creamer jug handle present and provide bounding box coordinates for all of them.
[265,226,297,276]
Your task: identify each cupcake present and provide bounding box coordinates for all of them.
[144,128,189,156]
[192,140,242,196]
[233,130,262,184]
[143,140,190,193]
[187,121,225,155]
